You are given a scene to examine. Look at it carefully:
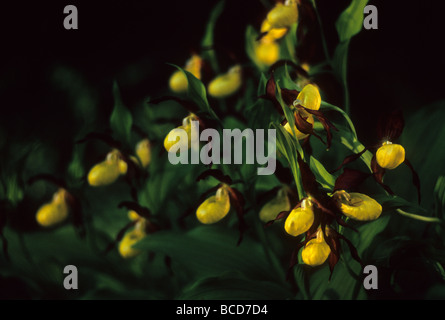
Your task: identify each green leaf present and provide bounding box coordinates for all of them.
[178,272,292,300]
[135,225,279,282]
[309,156,336,190]
[335,0,369,43]
[110,81,133,145]
[434,176,445,220]
[201,0,225,73]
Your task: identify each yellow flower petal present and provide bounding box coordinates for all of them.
[135,138,151,168]
[259,189,291,222]
[118,229,146,259]
[254,40,280,66]
[36,189,69,227]
[338,192,382,221]
[207,65,242,98]
[284,200,314,237]
[376,142,405,170]
[196,187,231,224]
[266,2,298,29]
[301,237,331,267]
[296,84,321,110]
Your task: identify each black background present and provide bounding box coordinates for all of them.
[0,0,444,148]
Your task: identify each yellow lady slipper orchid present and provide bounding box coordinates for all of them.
[260,19,288,41]
[207,65,242,98]
[376,141,405,170]
[259,188,291,222]
[118,228,146,259]
[284,198,314,237]
[301,228,331,266]
[296,84,321,110]
[335,191,382,221]
[169,54,202,93]
[87,149,128,187]
[283,110,315,140]
[135,138,151,168]
[254,40,280,67]
[36,188,69,227]
[266,0,298,29]
[196,186,231,224]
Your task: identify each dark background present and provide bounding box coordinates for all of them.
[0,0,444,148]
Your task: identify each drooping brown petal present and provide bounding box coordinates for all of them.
[259,74,283,115]
[256,31,269,41]
[331,148,368,173]
[281,88,300,106]
[337,233,363,267]
[294,111,325,145]
[404,158,421,204]
[76,132,122,149]
[227,187,247,246]
[286,241,306,281]
[274,160,294,185]
[333,168,371,192]
[118,201,152,220]
[301,135,313,156]
[376,109,405,141]
[149,96,200,114]
[302,108,338,150]
[265,207,295,228]
[325,236,340,280]
[196,169,233,185]
[371,155,395,195]
[296,154,320,196]
[104,220,137,255]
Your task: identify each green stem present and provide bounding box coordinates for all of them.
[311,0,331,63]
[396,209,442,224]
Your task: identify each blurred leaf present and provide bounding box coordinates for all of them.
[335,0,369,43]
[434,176,445,220]
[178,272,292,300]
[110,81,133,145]
[201,0,225,73]
[135,225,278,282]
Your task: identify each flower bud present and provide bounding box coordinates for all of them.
[336,191,382,221]
[87,150,127,187]
[196,186,231,224]
[284,198,314,237]
[118,228,146,259]
[266,1,299,29]
[36,188,69,227]
[169,54,202,93]
[207,65,242,98]
[259,188,291,222]
[301,228,331,266]
[135,138,151,168]
[296,84,321,110]
[376,142,405,170]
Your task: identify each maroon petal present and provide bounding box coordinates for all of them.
[371,155,395,195]
[281,88,300,106]
[104,220,137,255]
[376,109,405,141]
[294,111,325,145]
[333,168,371,192]
[404,158,421,204]
[227,187,247,246]
[265,210,291,228]
[196,169,233,185]
[303,108,338,149]
[331,148,368,173]
[296,154,320,196]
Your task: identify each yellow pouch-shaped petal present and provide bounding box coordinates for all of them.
[259,189,291,222]
[376,142,405,170]
[87,161,121,186]
[301,236,331,267]
[255,40,280,66]
[196,187,231,224]
[260,19,288,41]
[169,55,202,93]
[284,201,314,237]
[36,189,69,227]
[118,229,146,259]
[164,125,191,152]
[296,84,321,110]
[208,65,242,98]
[135,138,151,168]
[266,2,298,29]
[338,192,382,221]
